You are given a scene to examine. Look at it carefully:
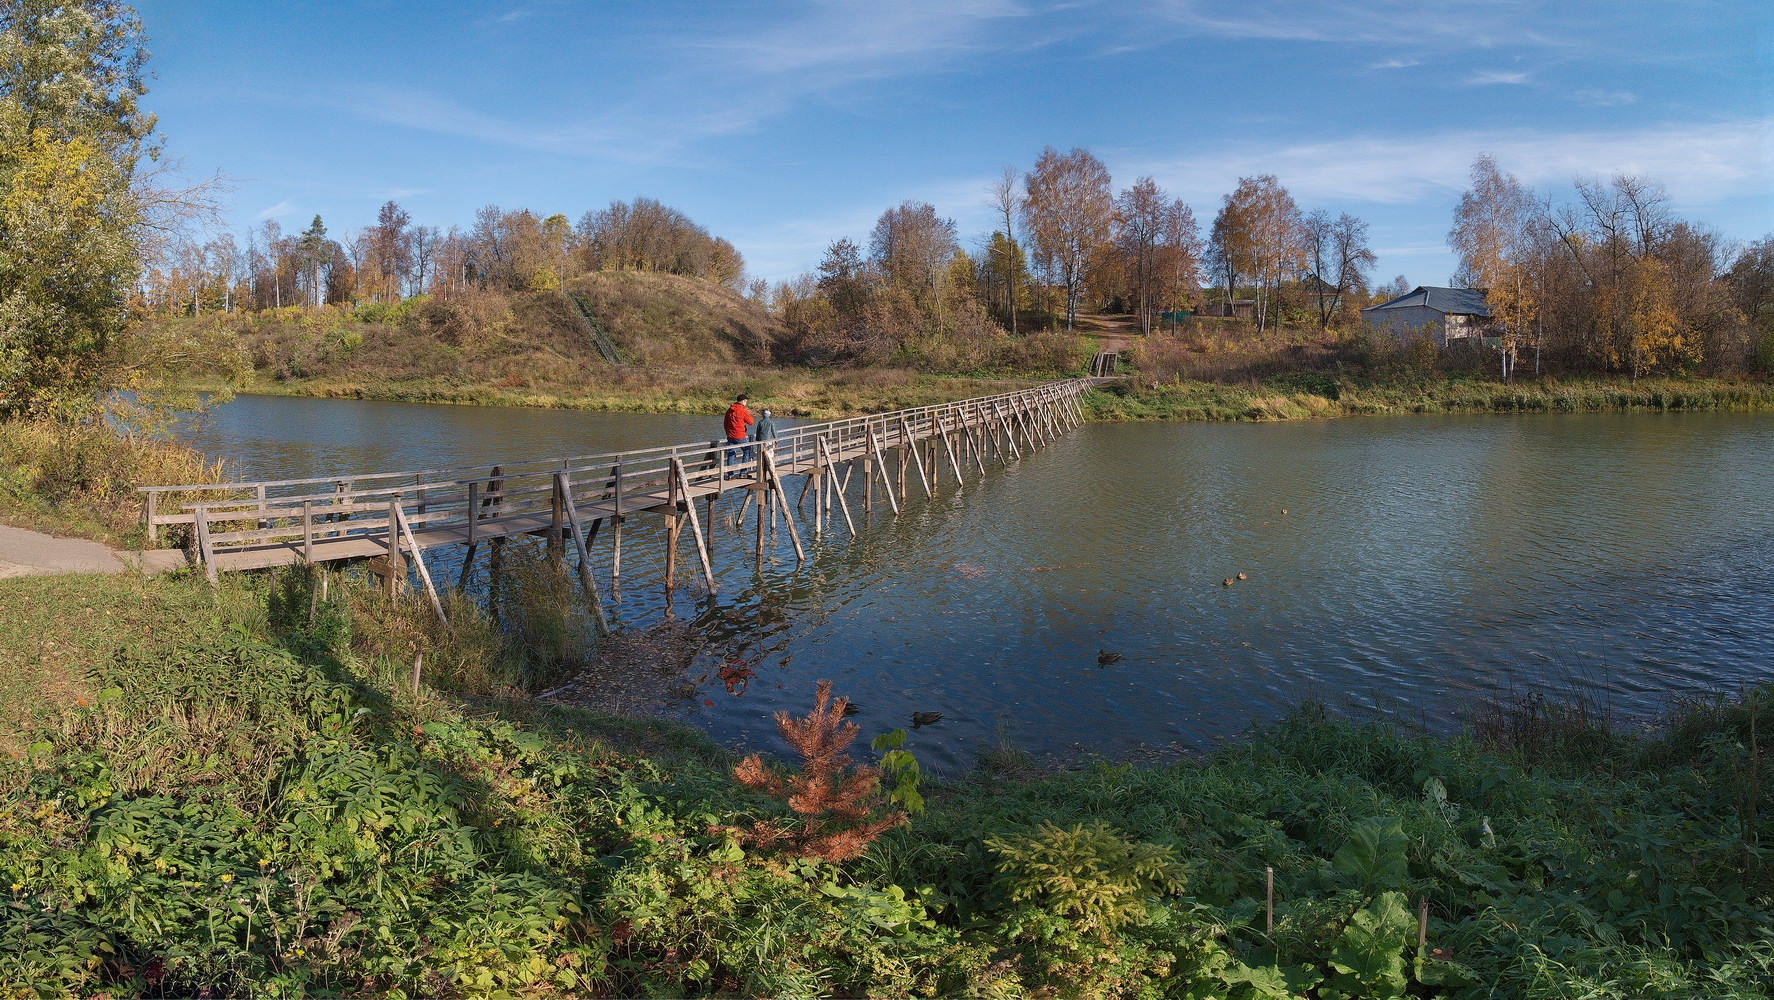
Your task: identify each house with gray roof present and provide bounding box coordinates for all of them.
[1360,286,1493,347]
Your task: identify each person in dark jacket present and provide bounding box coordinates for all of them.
[752,408,778,444]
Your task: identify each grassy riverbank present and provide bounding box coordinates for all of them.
[3,567,1770,998]
[0,418,226,548]
[1084,374,1774,422]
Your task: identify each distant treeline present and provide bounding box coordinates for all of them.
[136,147,1774,383]
[136,197,746,315]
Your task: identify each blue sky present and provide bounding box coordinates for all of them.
[146,0,1772,288]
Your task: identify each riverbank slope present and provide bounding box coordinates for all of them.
[3,568,1768,998]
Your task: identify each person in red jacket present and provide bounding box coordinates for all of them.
[723,393,754,477]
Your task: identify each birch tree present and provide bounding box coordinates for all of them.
[1021,146,1113,332]
[1449,155,1539,379]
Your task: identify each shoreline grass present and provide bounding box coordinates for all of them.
[1084,373,1774,422]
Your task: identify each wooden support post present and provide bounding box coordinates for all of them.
[866,428,900,514]
[556,473,611,637]
[898,418,933,498]
[993,401,1019,460]
[302,500,314,565]
[819,438,858,537]
[763,450,806,563]
[394,504,447,623]
[936,413,964,484]
[195,506,218,585]
[672,459,718,594]
[549,476,565,563]
[968,419,988,475]
[754,460,766,568]
[382,500,406,597]
[330,480,348,537]
[611,459,625,580]
[144,492,158,548]
[664,465,682,590]
[1266,866,1274,936]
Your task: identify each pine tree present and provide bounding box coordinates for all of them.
[731,680,905,861]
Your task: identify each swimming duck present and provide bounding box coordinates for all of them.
[841,701,861,717]
[911,712,944,728]
[1097,650,1122,666]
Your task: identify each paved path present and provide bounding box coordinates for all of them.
[0,523,188,579]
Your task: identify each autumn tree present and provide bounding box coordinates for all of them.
[1729,237,1774,370]
[1111,177,1201,335]
[1303,210,1375,329]
[0,0,153,413]
[1022,146,1113,332]
[1543,173,1700,377]
[816,237,869,317]
[868,200,956,306]
[1449,155,1539,378]
[989,165,1024,334]
[980,230,1031,329]
[366,200,411,302]
[1215,175,1302,333]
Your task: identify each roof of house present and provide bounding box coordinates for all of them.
[1362,286,1491,317]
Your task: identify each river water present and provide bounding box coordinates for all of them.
[177,394,1774,771]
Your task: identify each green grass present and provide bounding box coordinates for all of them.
[1086,374,1774,422]
[2,569,1770,997]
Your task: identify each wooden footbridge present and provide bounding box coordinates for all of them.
[141,380,1093,632]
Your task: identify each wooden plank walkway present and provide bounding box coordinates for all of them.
[141,379,1093,628]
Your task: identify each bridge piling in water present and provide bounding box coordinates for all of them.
[148,380,1094,613]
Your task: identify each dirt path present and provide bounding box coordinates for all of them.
[1072,313,1142,354]
[0,522,187,579]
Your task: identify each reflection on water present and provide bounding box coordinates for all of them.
[180,395,1774,773]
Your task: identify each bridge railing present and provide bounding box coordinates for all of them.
[152,379,1090,571]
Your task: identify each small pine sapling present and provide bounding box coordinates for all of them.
[731,680,907,861]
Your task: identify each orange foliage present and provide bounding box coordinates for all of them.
[729,680,905,861]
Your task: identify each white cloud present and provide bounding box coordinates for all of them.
[253,199,295,220]
[1369,57,1421,70]
[1466,69,1533,86]
[692,0,1029,79]
[1157,0,1545,47]
[1131,118,1773,208]
[1572,88,1637,106]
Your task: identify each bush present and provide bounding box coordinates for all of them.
[0,418,227,546]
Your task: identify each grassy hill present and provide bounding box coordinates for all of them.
[200,271,789,388]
